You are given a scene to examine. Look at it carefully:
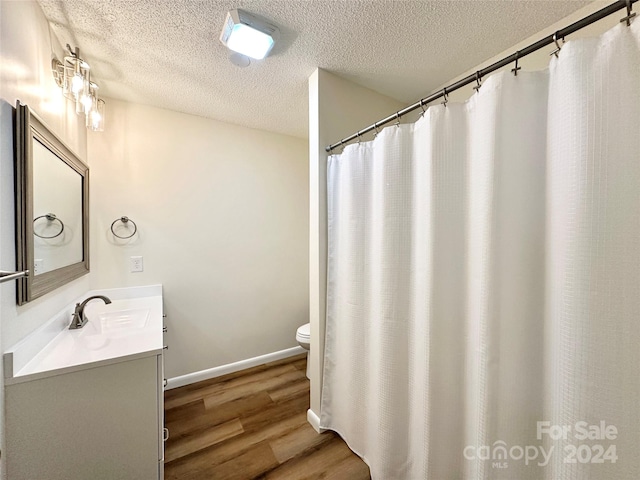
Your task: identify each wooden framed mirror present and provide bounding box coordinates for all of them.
[15,102,89,305]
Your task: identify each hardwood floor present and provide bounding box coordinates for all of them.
[164,354,371,480]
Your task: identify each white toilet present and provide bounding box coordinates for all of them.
[296,323,311,379]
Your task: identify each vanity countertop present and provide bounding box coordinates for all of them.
[4,285,164,385]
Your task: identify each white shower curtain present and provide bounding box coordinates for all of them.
[321,23,640,480]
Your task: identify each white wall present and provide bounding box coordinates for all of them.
[0,1,89,476]
[308,69,404,423]
[88,99,309,378]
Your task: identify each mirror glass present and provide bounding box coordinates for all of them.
[32,139,84,274]
[15,102,90,304]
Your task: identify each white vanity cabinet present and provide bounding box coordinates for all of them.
[4,286,166,480]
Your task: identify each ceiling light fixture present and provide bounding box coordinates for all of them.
[52,44,106,132]
[220,9,279,60]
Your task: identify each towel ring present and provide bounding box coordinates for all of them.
[110,216,137,239]
[33,213,64,239]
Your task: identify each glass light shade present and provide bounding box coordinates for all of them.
[79,92,93,114]
[86,98,105,132]
[61,58,75,100]
[76,78,90,114]
[226,24,274,60]
[62,57,88,101]
[77,79,96,114]
[62,56,89,101]
[71,73,84,96]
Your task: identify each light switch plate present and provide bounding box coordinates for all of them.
[34,259,44,275]
[130,256,143,273]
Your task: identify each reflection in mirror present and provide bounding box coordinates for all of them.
[15,102,89,304]
[32,139,83,274]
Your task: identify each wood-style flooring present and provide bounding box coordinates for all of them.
[164,353,371,480]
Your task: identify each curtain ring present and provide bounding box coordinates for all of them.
[373,123,380,138]
[394,112,401,127]
[550,32,563,58]
[357,131,362,143]
[441,87,448,107]
[511,51,521,76]
[621,0,636,26]
[473,71,482,92]
[419,98,426,117]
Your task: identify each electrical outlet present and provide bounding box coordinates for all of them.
[130,256,143,273]
[34,259,44,275]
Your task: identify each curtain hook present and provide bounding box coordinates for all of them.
[373,123,380,139]
[394,112,401,127]
[441,87,448,107]
[511,50,521,76]
[357,131,362,144]
[339,139,346,153]
[550,32,563,58]
[473,71,482,92]
[621,0,636,26]
[419,98,426,117]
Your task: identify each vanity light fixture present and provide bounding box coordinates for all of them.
[52,44,106,131]
[220,9,279,60]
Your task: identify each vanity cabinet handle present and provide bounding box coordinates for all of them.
[163,345,168,350]
[163,378,168,388]
[163,428,169,442]
[163,314,167,318]
[163,326,168,333]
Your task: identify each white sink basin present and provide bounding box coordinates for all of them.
[75,308,151,344]
[98,308,150,331]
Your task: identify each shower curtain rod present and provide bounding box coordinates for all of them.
[325,0,637,153]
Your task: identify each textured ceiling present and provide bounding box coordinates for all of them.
[38,0,591,139]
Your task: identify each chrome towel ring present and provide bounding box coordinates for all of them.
[33,213,64,239]
[110,216,137,239]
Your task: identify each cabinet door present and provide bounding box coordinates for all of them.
[6,356,160,480]
[157,353,165,478]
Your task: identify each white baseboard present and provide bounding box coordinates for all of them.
[166,346,306,390]
[307,408,325,433]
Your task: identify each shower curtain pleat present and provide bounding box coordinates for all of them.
[464,69,549,480]
[545,22,640,480]
[322,23,640,480]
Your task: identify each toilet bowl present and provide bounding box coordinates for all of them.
[296,323,310,379]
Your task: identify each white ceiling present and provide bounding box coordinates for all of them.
[38,0,591,139]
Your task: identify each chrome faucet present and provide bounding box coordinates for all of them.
[69,295,112,329]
